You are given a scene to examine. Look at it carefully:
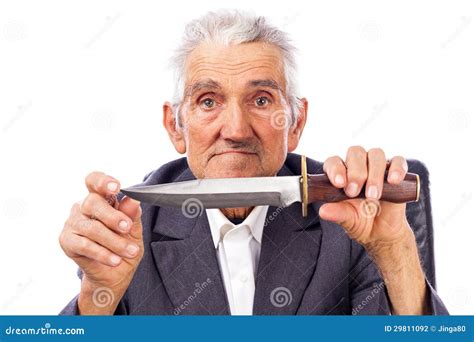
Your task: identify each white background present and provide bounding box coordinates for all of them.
[0,0,473,314]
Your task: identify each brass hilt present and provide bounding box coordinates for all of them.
[300,155,309,217]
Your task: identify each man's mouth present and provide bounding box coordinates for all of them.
[214,150,256,156]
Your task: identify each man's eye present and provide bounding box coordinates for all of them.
[255,96,270,107]
[201,98,215,109]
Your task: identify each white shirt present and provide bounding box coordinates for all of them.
[205,205,269,315]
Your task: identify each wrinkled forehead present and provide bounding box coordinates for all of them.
[183,42,287,95]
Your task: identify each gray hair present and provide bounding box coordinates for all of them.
[170,9,302,127]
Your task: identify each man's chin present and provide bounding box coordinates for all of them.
[205,169,261,179]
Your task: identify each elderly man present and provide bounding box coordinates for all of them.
[59,10,447,315]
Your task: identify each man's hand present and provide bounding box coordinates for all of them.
[319,146,410,247]
[319,146,429,314]
[59,172,144,315]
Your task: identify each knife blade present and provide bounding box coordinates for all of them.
[121,156,420,217]
[121,175,302,209]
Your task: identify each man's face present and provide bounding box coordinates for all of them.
[165,42,307,179]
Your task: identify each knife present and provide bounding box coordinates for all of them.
[121,155,420,217]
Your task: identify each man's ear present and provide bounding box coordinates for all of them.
[287,97,308,152]
[163,102,186,154]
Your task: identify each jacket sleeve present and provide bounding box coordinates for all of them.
[425,279,449,315]
[59,294,80,315]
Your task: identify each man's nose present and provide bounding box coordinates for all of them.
[220,101,254,141]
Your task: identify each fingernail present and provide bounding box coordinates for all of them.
[367,185,379,199]
[127,244,139,256]
[107,182,118,192]
[110,255,121,265]
[335,174,345,186]
[389,171,400,182]
[346,183,358,197]
[402,162,408,172]
[118,220,129,232]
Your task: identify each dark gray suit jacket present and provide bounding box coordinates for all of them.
[60,153,448,315]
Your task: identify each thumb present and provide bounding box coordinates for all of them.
[319,201,359,231]
[118,196,143,242]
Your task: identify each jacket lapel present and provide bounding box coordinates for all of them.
[253,165,323,315]
[149,169,229,315]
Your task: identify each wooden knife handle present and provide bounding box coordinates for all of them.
[305,172,420,204]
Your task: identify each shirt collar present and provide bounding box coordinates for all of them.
[206,205,269,249]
